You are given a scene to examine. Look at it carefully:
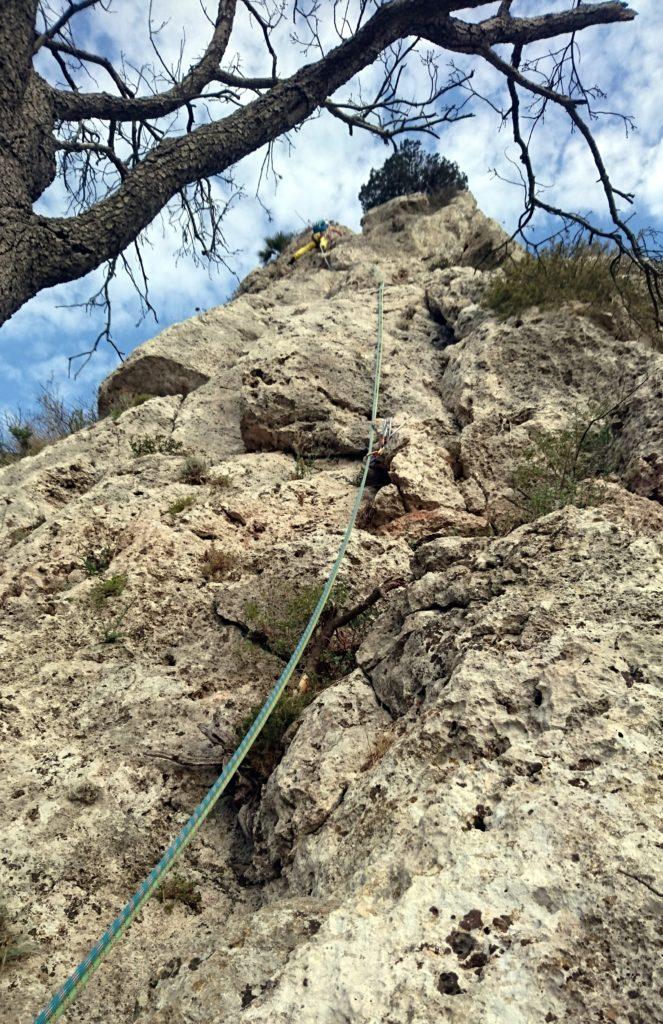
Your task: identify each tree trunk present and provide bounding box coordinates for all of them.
[0,0,638,330]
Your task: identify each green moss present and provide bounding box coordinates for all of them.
[156,874,202,914]
[90,573,128,608]
[167,495,197,516]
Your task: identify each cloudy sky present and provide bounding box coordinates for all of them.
[1,0,661,418]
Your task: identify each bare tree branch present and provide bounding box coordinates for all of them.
[33,0,105,53]
[3,0,655,348]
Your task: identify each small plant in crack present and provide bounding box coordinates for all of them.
[292,452,315,480]
[82,545,115,575]
[234,685,318,782]
[99,599,135,644]
[90,573,128,609]
[180,455,209,484]
[156,873,202,914]
[130,434,184,457]
[167,495,197,516]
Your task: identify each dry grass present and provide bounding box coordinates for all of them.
[483,241,660,343]
[201,544,237,580]
[180,456,209,484]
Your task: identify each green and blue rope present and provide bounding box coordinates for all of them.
[33,279,385,1023]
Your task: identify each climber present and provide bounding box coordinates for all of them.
[288,220,341,265]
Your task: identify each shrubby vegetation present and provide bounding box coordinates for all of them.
[258,230,296,265]
[239,579,379,780]
[180,455,208,484]
[0,381,96,466]
[511,411,620,520]
[156,873,202,914]
[358,140,467,212]
[90,573,128,609]
[483,241,660,342]
[130,434,183,457]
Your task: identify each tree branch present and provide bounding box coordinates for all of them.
[50,0,238,120]
[33,0,104,53]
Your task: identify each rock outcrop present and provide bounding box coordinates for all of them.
[1,190,661,1024]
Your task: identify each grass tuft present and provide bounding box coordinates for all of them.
[108,392,154,421]
[156,874,202,914]
[482,240,659,341]
[201,544,237,581]
[167,495,196,516]
[235,686,318,781]
[130,435,184,457]
[90,573,128,608]
[180,456,208,484]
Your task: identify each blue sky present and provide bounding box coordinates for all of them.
[2,0,661,418]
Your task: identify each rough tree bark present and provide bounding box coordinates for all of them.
[0,0,641,332]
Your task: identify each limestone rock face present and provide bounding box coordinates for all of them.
[1,191,661,1024]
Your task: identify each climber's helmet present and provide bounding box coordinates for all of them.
[312,219,329,234]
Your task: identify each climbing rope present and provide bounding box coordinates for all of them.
[33,279,385,1023]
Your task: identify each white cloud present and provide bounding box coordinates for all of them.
[3,0,662,412]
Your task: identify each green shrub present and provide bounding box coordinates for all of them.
[235,686,317,780]
[90,573,127,608]
[483,241,658,338]
[258,230,296,265]
[512,415,618,520]
[238,580,384,780]
[167,495,197,516]
[180,455,208,484]
[130,434,184,457]
[245,582,324,661]
[244,579,364,671]
[358,140,467,213]
[83,546,115,575]
[0,380,96,466]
